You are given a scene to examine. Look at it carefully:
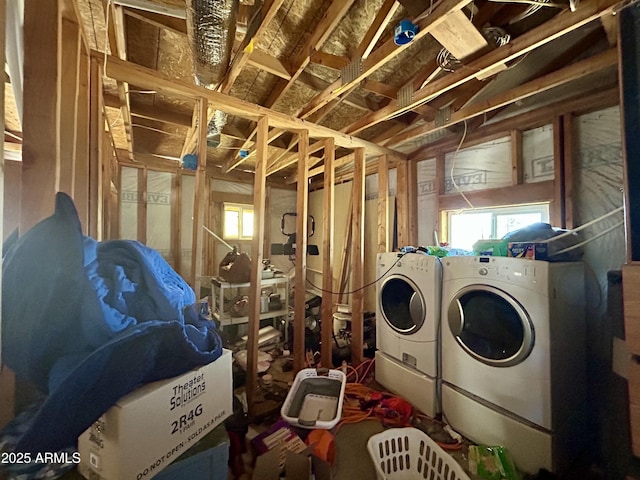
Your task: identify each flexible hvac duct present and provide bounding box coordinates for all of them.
[186,0,238,145]
[186,0,238,90]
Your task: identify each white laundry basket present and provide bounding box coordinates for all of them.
[281,368,346,429]
[367,427,471,480]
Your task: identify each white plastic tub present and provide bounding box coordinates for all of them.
[281,368,346,429]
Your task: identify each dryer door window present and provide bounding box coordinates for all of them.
[379,275,425,334]
[448,284,534,367]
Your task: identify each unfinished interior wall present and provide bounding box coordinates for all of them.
[181,175,195,281]
[417,158,437,246]
[444,136,512,194]
[523,124,554,184]
[573,105,625,459]
[119,166,139,240]
[308,172,397,313]
[146,171,173,266]
[268,188,297,274]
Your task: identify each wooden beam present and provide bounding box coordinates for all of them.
[430,9,488,60]
[137,167,147,244]
[351,148,365,365]
[378,155,389,253]
[219,0,285,92]
[21,0,60,232]
[344,0,619,134]
[263,0,356,109]
[191,98,208,290]
[101,54,406,158]
[552,116,565,227]
[408,160,418,246]
[511,129,523,185]
[76,50,91,232]
[357,0,400,59]
[123,8,187,36]
[439,180,555,211]
[563,114,575,230]
[409,87,619,161]
[321,139,335,369]
[310,50,349,71]
[299,0,471,119]
[396,161,409,247]
[387,48,618,147]
[105,1,134,160]
[248,49,292,80]
[59,18,80,196]
[247,116,269,415]
[293,130,310,372]
[89,57,104,239]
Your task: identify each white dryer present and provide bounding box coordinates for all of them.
[440,256,586,475]
[375,252,442,417]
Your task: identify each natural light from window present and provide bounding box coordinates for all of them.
[447,204,550,251]
[223,203,254,240]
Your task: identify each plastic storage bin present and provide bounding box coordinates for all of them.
[367,427,471,480]
[281,368,346,429]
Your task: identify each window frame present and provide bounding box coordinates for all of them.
[223,202,254,241]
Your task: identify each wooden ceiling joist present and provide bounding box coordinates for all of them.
[100,53,406,158]
[298,0,472,119]
[387,48,617,147]
[262,0,356,109]
[224,0,356,173]
[344,0,619,136]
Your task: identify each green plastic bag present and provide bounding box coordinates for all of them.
[468,445,519,480]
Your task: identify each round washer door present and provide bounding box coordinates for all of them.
[448,284,534,367]
[379,274,425,334]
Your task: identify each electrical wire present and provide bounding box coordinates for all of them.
[302,252,406,295]
[449,120,475,211]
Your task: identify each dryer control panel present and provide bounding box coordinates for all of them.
[442,256,549,290]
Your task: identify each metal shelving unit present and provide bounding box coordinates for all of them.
[210,276,290,329]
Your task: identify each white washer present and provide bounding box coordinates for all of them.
[440,256,587,474]
[375,252,442,417]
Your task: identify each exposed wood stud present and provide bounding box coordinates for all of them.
[351,148,365,366]
[191,98,208,292]
[89,56,103,239]
[21,0,61,233]
[552,116,564,227]
[408,160,418,246]
[76,50,91,232]
[563,114,575,230]
[511,129,523,186]
[294,129,310,372]
[378,155,389,253]
[396,161,409,247]
[137,167,147,244]
[247,116,269,414]
[321,138,335,369]
[59,18,80,196]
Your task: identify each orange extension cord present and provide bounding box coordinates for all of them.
[336,358,463,451]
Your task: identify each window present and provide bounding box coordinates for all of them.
[223,203,254,240]
[446,203,549,251]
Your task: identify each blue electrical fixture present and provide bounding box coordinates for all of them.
[182,153,198,170]
[394,19,419,46]
[239,149,249,158]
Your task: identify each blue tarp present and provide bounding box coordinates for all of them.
[1,192,223,454]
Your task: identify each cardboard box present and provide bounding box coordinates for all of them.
[507,242,549,260]
[78,349,232,480]
[154,423,229,480]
